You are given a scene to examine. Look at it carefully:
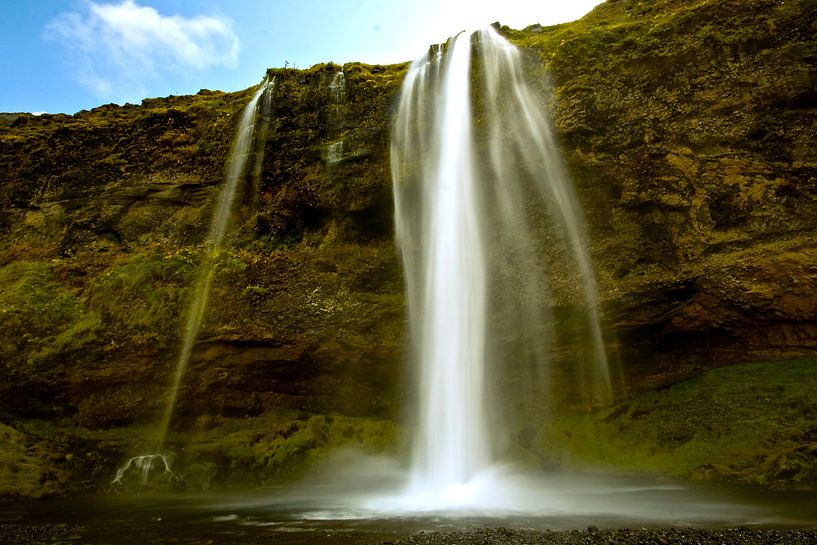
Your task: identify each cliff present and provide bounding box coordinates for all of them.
[0,0,815,498]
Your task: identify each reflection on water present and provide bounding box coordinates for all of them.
[216,468,817,528]
[3,471,817,544]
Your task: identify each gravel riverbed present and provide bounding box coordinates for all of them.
[3,522,817,544]
[376,527,817,545]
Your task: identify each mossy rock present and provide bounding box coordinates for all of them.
[529,358,817,489]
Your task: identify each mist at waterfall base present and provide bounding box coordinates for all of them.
[7,487,817,545]
[349,26,612,514]
[183,30,793,527]
[108,30,799,528]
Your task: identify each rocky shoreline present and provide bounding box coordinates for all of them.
[3,523,817,545]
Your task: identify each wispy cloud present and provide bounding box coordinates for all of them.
[45,0,240,102]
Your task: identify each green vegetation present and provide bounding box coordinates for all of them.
[0,260,101,370]
[89,249,199,343]
[532,359,817,489]
[0,56,408,499]
[0,423,40,498]
[180,412,402,487]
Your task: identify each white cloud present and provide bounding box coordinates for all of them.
[45,0,240,102]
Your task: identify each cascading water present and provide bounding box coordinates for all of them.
[114,76,275,484]
[185,34,774,528]
[180,33,778,529]
[394,31,490,495]
[391,28,611,506]
[329,70,346,120]
[477,28,611,406]
[326,70,346,165]
[112,454,176,486]
[250,76,276,204]
[156,75,276,448]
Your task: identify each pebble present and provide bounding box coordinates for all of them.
[375,527,817,545]
[0,523,80,543]
[3,523,816,544]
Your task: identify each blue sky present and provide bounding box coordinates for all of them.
[0,0,604,114]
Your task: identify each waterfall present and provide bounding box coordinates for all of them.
[327,71,346,165]
[329,71,346,119]
[250,76,275,204]
[391,28,611,503]
[155,76,275,449]
[477,28,611,405]
[112,454,176,486]
[104,76,277,482]
[395,31,490,492]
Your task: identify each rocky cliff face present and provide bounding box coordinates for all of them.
[0,0,815,498]
[0,63,408,497]
[518,0,817,387]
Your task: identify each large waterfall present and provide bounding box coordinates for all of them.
[391,28,611,505]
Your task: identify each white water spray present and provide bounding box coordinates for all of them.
[391,29,610,507]
[112,454,175,486]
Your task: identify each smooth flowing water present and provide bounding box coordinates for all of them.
[115,77,276,483]
[112,455,176,486]
[156,75,276,448]
[400,30,489,492]
[327,71,346,165]
[391,29,610,506]
[249,75,275,203]
[64,31,817,533]
[329,71,346,119]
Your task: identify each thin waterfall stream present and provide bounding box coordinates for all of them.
[327,70,346,165]
[114,76,276,485]
[157,75,276,448]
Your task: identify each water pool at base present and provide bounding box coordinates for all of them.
[3,473,817,545]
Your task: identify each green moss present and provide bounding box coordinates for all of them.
[531,358,817,487]
[182,462,218,491]
[180,413,402,485]
[89,249,199,340]
[0,423,40,498]
[0,261,101,369]
[0,420,90,499]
